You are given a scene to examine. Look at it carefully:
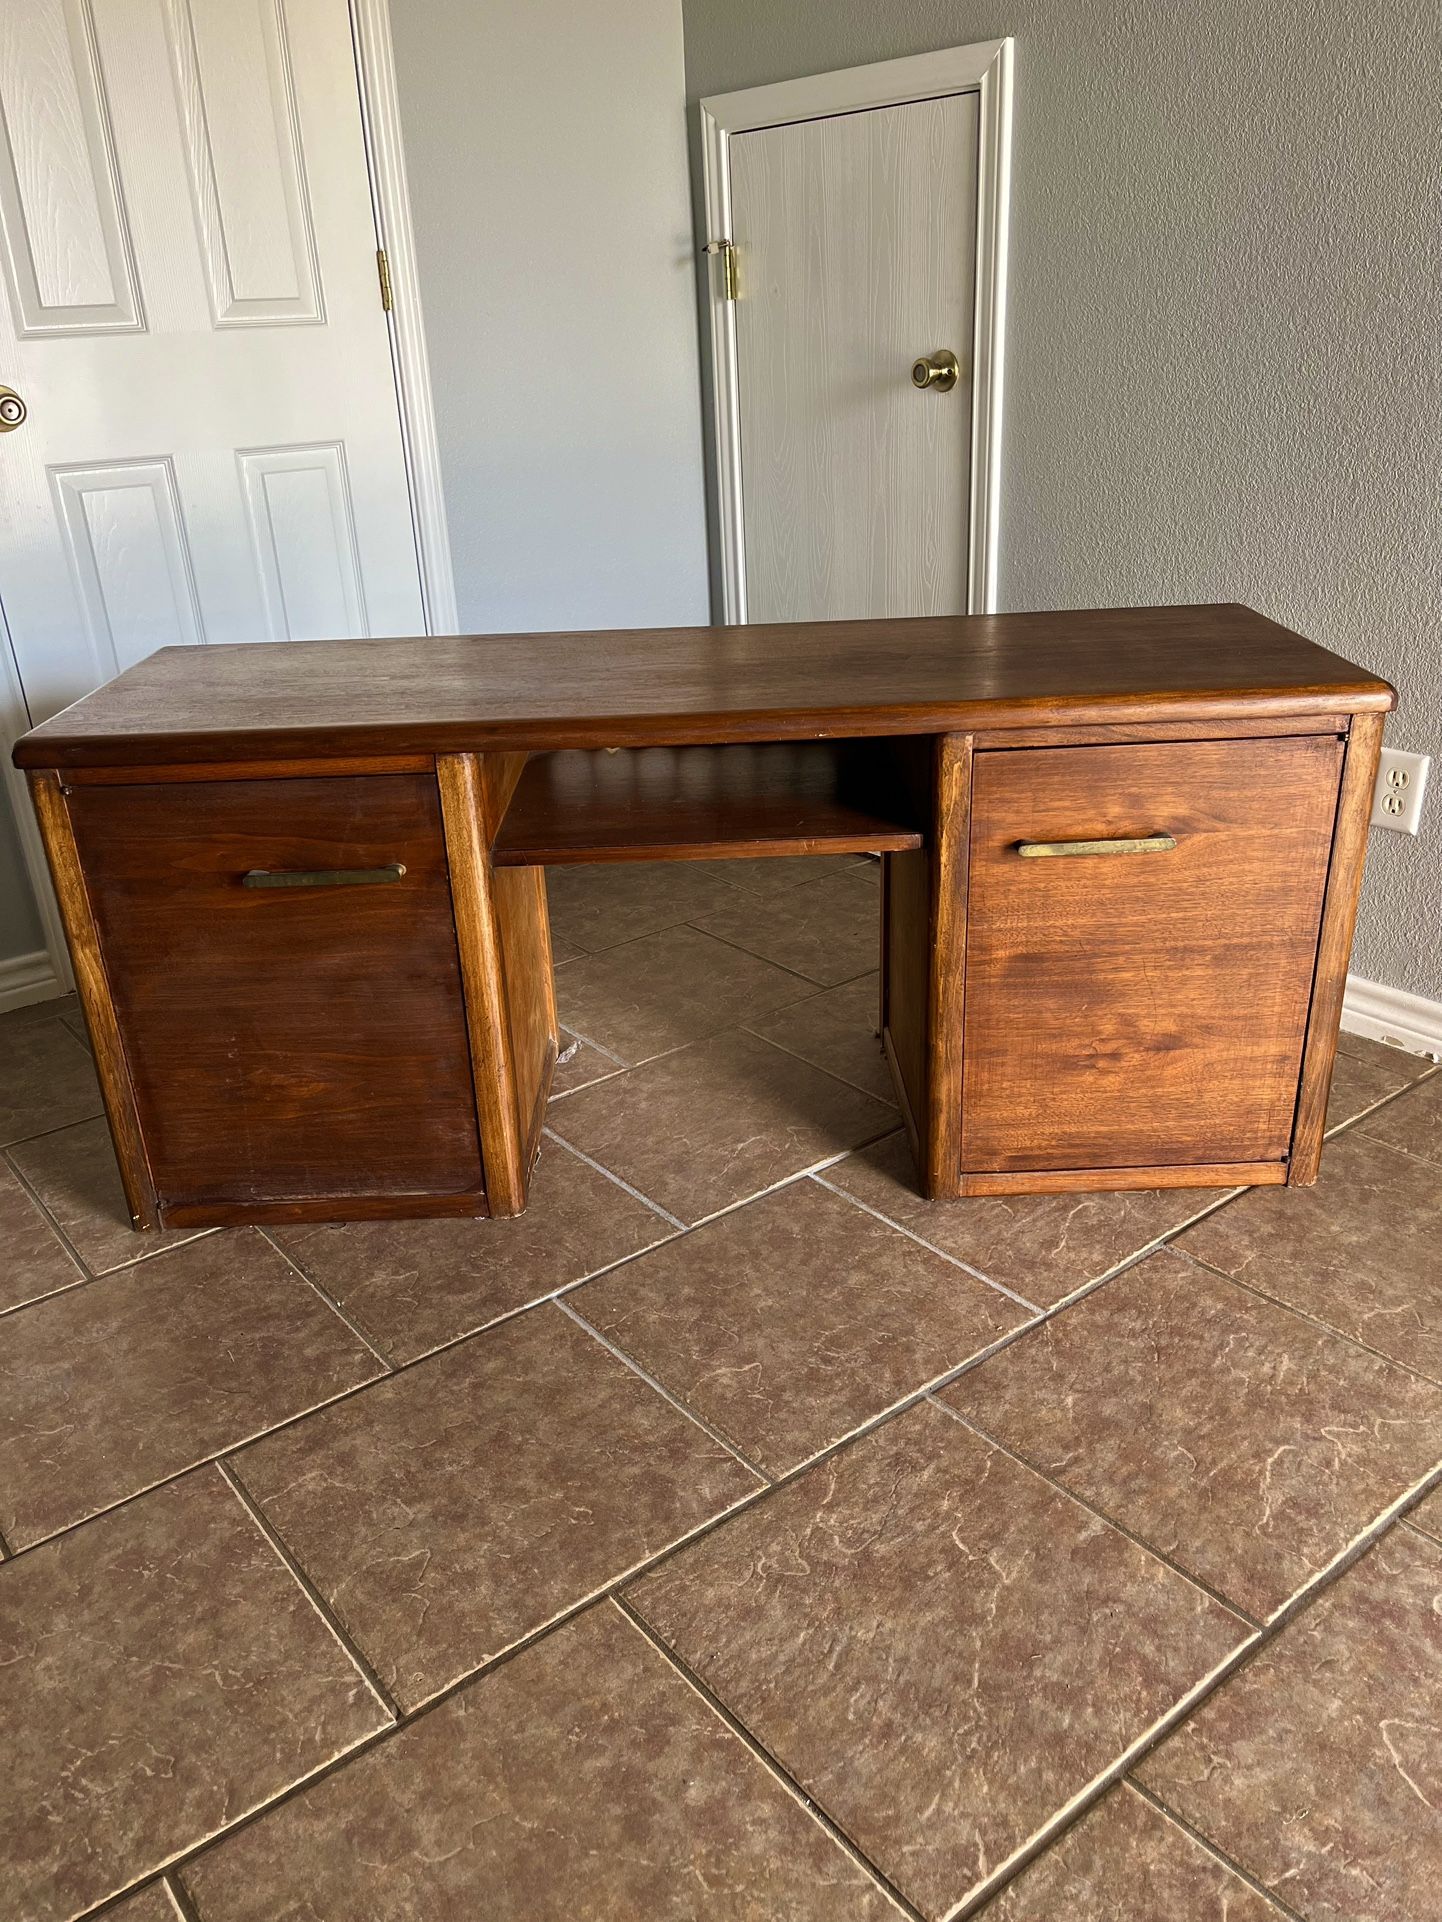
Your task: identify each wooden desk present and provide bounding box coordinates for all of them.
[13,605,1394,1231]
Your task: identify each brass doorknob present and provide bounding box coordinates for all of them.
[911,350,960,392]
[0,386,26,431]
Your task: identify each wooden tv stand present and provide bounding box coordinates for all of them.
[14,605,1393,1230]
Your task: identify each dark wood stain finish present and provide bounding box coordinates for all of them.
[16,608,1394,1224]
[961,735,1344,1173]
[64,773,486,1221]
[14,605,1393,769]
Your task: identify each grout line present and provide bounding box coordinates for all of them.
[1169,1244,1442,1390]
[257,1230,398,1372]
[928,1398,1263,1629]
[1323,1063,1442,1140]
[1125,1780,1309,1922]
[942,1460,1442,1918]
[161,1870,203,1922]
[556,1298,772,1483]
[541,1125,688,1230]
[682,1124,902,1234]
[0,1106,107,1154]
[810,1168,1041,1311]
[215,1458,402,1725]
[679,917,856,993]
[610,1595,926,1922]
[551,1020,627,1068]
[740,1024,903,1106]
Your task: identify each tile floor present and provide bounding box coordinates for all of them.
[1,853,1439,1921]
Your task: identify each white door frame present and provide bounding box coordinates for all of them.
[1,0,456,1004]
[699,40,1014,623]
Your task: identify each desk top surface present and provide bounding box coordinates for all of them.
[14,604,1394,770]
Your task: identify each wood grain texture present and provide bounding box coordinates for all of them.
[961,1162,1288,1196]
[438,753,538,1214]
[961,735,1343,1172]
[494,864,558,1174]
[923,734,971,1196]
[731,92,977,621]
[11,606,1395,770]
[62,754,434,784]
[64,772,485,1217]
[1288,711,1387,1185]
[492,742,924,866]
[26,772,159,1231]
[973,716,1349,750]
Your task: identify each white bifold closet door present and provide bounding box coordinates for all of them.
[0,0,426,725]
[729,92,979,623]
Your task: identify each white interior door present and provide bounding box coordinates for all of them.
[0,0,427,729]
[727,92,980,623]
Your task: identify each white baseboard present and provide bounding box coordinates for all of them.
[0,948,66,1014]
[1342,973,1442,1060]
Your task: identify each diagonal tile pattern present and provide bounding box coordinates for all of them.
[943,1247,1442,1619]
[1,856,1439,1920]
[0,1469,388,1922]
[627,1403,1247,1919]
[1137,1525,1442,1921]
[575,1177,1024,1474]
[181,1601,899,1921]
[231,1303,760,1708]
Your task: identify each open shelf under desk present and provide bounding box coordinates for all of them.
[490,741,926,866]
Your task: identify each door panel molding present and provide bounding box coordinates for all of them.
[163,0,324,327]
[238,440,368,638]
[699,40,1013,620]
[0,0,143,336]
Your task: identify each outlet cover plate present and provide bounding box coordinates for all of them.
[1371,746,1431,835]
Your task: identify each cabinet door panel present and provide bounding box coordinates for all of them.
[962,735,1342,1172]
[68,774,483,1210]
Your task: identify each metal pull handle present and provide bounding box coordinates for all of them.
[911,350,960,392]
[1016,835,1176,859]
[242,863,407,888]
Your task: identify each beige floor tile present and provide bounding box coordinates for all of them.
[576,1179,1024,1475]
[182,1602,898,1922]
[544,860,745,953]
[273,1135,674,1362]
[0,1228,383,1549]
[1138,1526,1442,1922]
[1178,1127,1442,1380]
[9,1115,208,1274]
[978,1783,1285,1919]
[627,1403,1245,1920]
[554,923,809,1063]
[549,1031,894,1225]
[826,1131,1231,1307]
[693,866,880,986]
[0,1010,103,1147]
[747,972,896,1102]
[232,1304,760,1709]
[1357,1064,1442,1168]
[0,1468,387,1922]
[944,1248,1442,1619]
[0,1160,84,1313]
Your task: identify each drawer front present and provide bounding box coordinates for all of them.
[69,775,484,1210]
[962,734,1343,1172]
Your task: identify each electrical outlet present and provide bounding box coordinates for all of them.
[1370,747,1431,835]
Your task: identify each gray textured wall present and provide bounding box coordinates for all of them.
[389,0,710,635]
[684,0,1442,1000]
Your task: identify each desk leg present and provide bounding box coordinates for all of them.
[880,733,971,1199]
[438,754,558,1216]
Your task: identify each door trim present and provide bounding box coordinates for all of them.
[2,0,457,999]
[351,0,459,637]
[698,40,1014,621]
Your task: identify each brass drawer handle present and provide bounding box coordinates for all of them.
[242,863,407,888]
[1016,835,1176,858]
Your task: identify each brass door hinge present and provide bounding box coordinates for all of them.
[376,247,393,312]
[704,238,737,301]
